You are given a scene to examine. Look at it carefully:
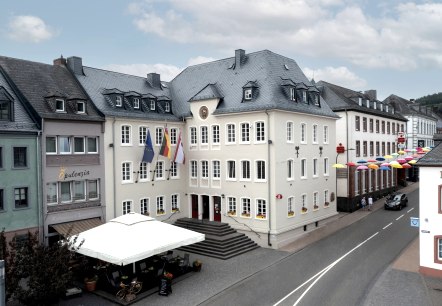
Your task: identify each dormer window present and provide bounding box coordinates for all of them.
[150,100,156,110]
[116,96,122,107]
[386,105,389,112]
[133,98,140,109]
[313,94,319,106]
[290,88,296,101]
[55,99,65,112]
[302,91,307,103]
[358,97,362,106]
[366,100,370,108]
[374,101,377,109]
[165,102,170,112]
[76,101,85,114]
[380,104,383,111]
[244,89,252,100]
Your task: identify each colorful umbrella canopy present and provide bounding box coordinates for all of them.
[405,156,413,161]
[418,151,426,155]
[391,153,399,157]
[422,148,430,152]
[380,166,391,171]
[367,159,377,162]
[397,158,406,164]
[381,163,391,167]
[402,163,412,169]
[368,164,379,170]
[404,149,411,152]
[357,160,368,164]
[384,155,393,159]
[347,162,356,166]
[332,163,346,168]
[398,150,406,155]
[391,163,403,168]
[408,160,417,164]
[376,157,386,161]
[356,165,368,170]
[411,149,417,152]
[389,160,400,165]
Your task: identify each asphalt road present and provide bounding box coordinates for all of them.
[201,189,419,306]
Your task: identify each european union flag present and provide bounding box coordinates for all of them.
[142,130,154,163]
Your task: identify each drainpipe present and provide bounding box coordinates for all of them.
[36,129,43,243]
[265,110,272,247]
[112,117,117,219]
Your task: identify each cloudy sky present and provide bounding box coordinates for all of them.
[1,0,441,100]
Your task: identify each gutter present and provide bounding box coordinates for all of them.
[112,117,117,219]
[265,110,272,247]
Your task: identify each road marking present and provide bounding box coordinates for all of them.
[274,232,379,306]
[407,208,414,213]
[396,214,404,221]
[383,222,393,230]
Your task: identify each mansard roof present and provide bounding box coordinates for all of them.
[383,94,437,121]
[0,56,103,122]
[170,50,338,119]
[317,81,407,122]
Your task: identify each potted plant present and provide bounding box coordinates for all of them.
[256,213,266,219]
[227,210,236,216]
[287,210,295,217]
[313,204,319,210]
[301,207,308,213]
[192,260,202,272]
[324,202,330,207]
[84,274,98,292]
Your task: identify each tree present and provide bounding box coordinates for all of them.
[0,229,84,305]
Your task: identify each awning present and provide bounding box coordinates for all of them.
[52,218,104,237]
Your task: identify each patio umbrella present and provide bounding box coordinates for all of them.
[384,155,393,159]
[381,163,390,167]
[402,163,412,169]
[347,162,356,166]
[376,157,385,161]
[408,160,417,164]
[397,158,406,164]
[356,165,368,170]
[332,163,346,168]
[380,166,391,171]
[357,159,368,164]
[368,164,379,170]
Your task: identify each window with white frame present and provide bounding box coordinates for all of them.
[133,98,140,109]
[301,123,306,143]
[139,126,147,145]
[313,192,319,209]
[165,102,170,112]
[324,190,329,205]
[155,127,163,146]
[226,124,236,143]
[228,197,237,215]
[156,196,165,215]
[241,160,251,180]
[201,126,208,144]
[149,99,156,110]
[73,181,86,201]
[171,194,179,212]
[302,91,307,103]
[255,121,265,142]
[55,99,65,112]
[190,127,197,145]
[288,197,294,216]
[240,123,250,143]
[313,158,318,177]
[212,160,220,179]
[256,160,266,181]
[87,137,98,153]
[155,161,164,179]
[290,88,296,101]
[323,126,329,143]
[123,200,132,215]
[74,137,85,154]
[212,125,220,144]
[227,160,236,180]
[201,160,209,178]
[190,160,198,178]
[59,136,71,154]
[88,180,99,199]
[170,128,177,145]
[76,101,85,113]
[312,125,318,143]
[302,194,307,210]
[287,122,293,142]
[256,199,266,219]
[141,198,149,215]
[121,125,131,145]
[170,161,178,178]
[46,182,57,204]
[324,158,329,175]
[244,89,252,100]
[139,162,148,181]
[287,159,294,180]
[301,159,307,178]
[116,96,123,107]
[122,162,132,182]
[241,198,251,217]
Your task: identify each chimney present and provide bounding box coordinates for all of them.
[364,90,377,101]
[53,55,66,66]
[235,49,245,69]
[67,56,84,75]
[146,73,161,89]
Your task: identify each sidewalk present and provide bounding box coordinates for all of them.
[55,181,439,306]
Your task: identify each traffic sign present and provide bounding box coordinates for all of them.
[410,217,419,227]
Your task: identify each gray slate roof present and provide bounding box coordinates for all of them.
[0,70,39,132]
[416,143,442,166]
[317,81,407,121]
[383,94,437,121]
[0,56,103,122]
[170,50,339,119]
[75,66,179,121]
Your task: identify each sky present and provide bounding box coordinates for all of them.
[1,0,442,101]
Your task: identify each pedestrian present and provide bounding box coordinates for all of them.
[361,196,366,211]
[368,196,373,211]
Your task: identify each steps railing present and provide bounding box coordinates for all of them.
[224,214,261,239]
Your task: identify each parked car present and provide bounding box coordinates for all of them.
[384,193,408,210]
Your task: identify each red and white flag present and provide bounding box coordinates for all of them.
[173,132,185,164]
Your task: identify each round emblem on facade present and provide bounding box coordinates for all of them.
[199,106,209,119]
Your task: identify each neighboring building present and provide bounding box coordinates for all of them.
[0,63,41,241]
[416,143,442,278]
[383,95,437,149]
[170,49,339,248]
[68,57,186,222]
[0,56,106,245]
[318,81,408,212]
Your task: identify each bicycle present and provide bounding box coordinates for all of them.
[116,278,142,301]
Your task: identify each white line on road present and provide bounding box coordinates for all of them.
[383,222,393,230]
[273,232,379,306]
[396,214,404,221]
[407,207,414,213]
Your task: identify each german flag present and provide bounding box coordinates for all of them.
[159,127,171,159]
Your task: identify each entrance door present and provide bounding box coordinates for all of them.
[191,195,198,218]
[213,196,221,222]
[202,195,210,219]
